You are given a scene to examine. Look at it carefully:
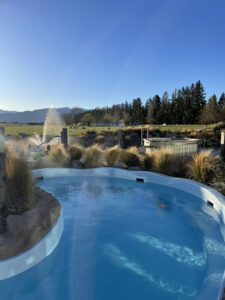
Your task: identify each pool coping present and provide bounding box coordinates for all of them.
[0,208,63,281]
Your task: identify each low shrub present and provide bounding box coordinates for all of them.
[173,156,190,178]
[85,145,102,168]
[152,149,175,175]
[143,154,154,171]
[87,130,96,135]
[95,135,105,144]
[188,132,199,138]
[127,146,139,155]
[120,150,140,167]
[69,144,84,161]
[49,144,69,166]
[220,188,225,196]
[105,147,120,166]
[6,147,35,211]
[187,150,223,185]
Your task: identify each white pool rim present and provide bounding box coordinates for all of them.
[0,208,63,281]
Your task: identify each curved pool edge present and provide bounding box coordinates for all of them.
[0,209,63,281]
[33,167,225,204]
[33,167,225,300]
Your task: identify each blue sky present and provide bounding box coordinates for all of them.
[0,0,225,111]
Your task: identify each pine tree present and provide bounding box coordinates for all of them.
[146,98,154,124]
[131,98,144,123]
[219,93,225,107]
[192,80,206,123]
[200,95,219,124]
[152,95,162,124]
[161,91,170,124]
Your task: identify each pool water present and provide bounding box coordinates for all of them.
[1,174,225,300]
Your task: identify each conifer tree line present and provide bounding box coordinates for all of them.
[64,80,225,125]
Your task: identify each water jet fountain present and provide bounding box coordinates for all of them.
[31,108,66,153]
[43,108,64,143]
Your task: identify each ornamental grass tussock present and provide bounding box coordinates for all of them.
[49,144,70,166]
[84,145,103,168]
[188,150,223,185]
[69,144,84,161]
[105,146,121,166]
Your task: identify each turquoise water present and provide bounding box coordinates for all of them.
[1,174,225,300]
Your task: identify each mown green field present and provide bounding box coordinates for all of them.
[0,123,216,136]
[146,124,214,132]
[0,124,118,136]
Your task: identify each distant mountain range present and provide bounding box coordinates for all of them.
[0,109,17,114]
[0,107,84,123]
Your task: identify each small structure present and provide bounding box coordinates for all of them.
[143,137,200,156]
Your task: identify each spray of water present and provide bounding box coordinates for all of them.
[43,108,64,143]
[27,133,42,147]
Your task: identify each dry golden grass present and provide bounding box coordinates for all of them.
[220,189,225,196]
[119,149,140,167]
[127,146,139,155]
[69,144,84,161]
[180,128,187,133]
[49,144,70,166]
[143,153,154,171]
[151,149,175,175]
[84,145,102,168]
[105,146,120,166]
[6,145,35,209]
[95,135,105,144]
[188,150,223,185]
[188,132,199,138]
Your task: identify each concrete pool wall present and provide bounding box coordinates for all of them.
[0,208,63,280]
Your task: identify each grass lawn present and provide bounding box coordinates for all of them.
[0,123,216,136]
[146,124,215,132]
[0,124,118,136]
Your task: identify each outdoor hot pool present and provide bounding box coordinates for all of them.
[1,168,225,300]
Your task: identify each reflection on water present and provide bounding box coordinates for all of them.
[204,238,225,258]
[130,232,207,268]
[105,244,197,298]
